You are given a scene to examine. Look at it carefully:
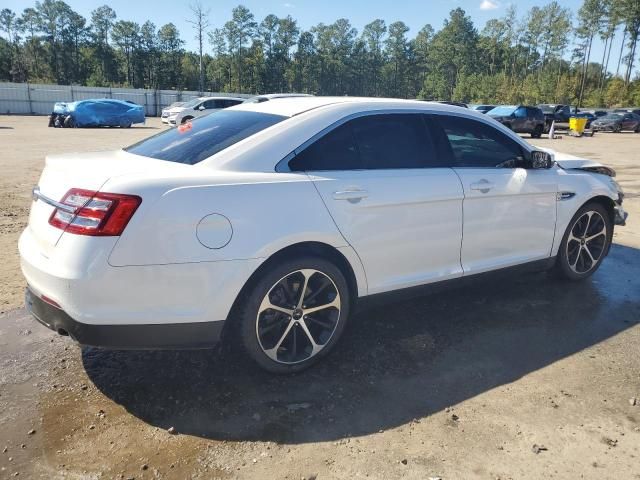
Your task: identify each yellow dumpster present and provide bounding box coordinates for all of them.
[569,116,587,135]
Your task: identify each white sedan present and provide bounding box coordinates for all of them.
[20,97,627,373]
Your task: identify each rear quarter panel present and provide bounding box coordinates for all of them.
[106,171,353,266]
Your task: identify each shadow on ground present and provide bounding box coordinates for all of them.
[84,244,640,444]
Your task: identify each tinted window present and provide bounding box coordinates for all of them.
[351,114,433,169]
[433,115,524,168]
[514,107,527,118]
[125,110,286,164]
[289,114,436,171]
[289,122,362,171]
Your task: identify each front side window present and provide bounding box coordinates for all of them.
[289,113,436,171]
[514,107,527,118]
[432,114,524,168]
[125,110,286,165]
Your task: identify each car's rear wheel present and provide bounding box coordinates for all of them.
[555,203,612,281]
[236,256,350,373]
[613,124,622,133]
[531,125,543,138]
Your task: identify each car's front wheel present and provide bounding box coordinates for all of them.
[555,202,612,281]
[236,256,350,373]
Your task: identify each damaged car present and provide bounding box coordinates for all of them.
[23,98,627,373]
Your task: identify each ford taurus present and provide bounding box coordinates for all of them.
[20,98,628,373]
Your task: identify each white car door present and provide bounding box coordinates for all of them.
[430,113,557,275]
[287,113,464,294]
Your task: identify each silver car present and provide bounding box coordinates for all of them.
[166,96,245,126]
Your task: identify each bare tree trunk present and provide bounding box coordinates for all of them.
[616,28,627,77]
[625,35,637,85]
[578,34,593,108]
[188,3,210,94]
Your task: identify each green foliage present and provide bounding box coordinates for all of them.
[0,0,638,106]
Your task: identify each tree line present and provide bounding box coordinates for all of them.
[0,0,639,107]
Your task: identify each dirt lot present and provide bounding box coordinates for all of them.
[0,116,639,480]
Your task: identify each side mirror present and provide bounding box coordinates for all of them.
[530,150,554,169]
[197,105,205,111]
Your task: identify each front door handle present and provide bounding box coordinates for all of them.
[333,189,369,202]
[469,180,494,193]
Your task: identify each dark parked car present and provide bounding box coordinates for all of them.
[591,112,640,133]
[486,105,546,138]
[613,108,640,116]
[582,109,608,118]
[49,99,145,128]
[470,104,497,114]
[537,104,575,131]
[574,112,596,128]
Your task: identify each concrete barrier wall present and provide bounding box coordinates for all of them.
[0,82,252,116]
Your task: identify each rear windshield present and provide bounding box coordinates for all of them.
[125,110,286,164]
[537,105,556,113]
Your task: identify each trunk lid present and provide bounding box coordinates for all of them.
[28,150,182,257]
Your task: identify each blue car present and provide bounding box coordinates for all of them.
[49,99,145,128]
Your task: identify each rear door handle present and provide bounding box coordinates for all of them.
[469,180,494,193]
[333,189,369,202]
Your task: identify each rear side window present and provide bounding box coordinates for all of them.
[289,121,362,171]
[289,113,437,171]
[432,114,524,168]
[125,110,286,165]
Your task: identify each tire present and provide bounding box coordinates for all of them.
[235,256,351,374]
[531,125,543,138]
[555,202,612,281]
[121,122,132,128]
[613,124,622,133]
[48,115,55,127]
[63,115,75,128]
[634,125,640,133]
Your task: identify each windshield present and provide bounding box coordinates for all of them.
[125,110,287,164]
[487,105,517,116]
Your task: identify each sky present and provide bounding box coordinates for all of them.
[2,0,634,76]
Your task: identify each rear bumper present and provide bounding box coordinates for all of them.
[25,287,223,349]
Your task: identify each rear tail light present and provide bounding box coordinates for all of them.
[49,188,141,236]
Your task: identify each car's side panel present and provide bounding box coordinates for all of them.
[309,168,464,294]
[454,167,558,274]
[106,172,368,297]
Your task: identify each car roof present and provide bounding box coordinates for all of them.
[252,93,313,100]
[198,96,245,101]
[230,96,474,118]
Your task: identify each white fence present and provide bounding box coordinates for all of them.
[0,82,252,117]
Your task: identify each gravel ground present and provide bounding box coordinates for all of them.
[0,116,639,480]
